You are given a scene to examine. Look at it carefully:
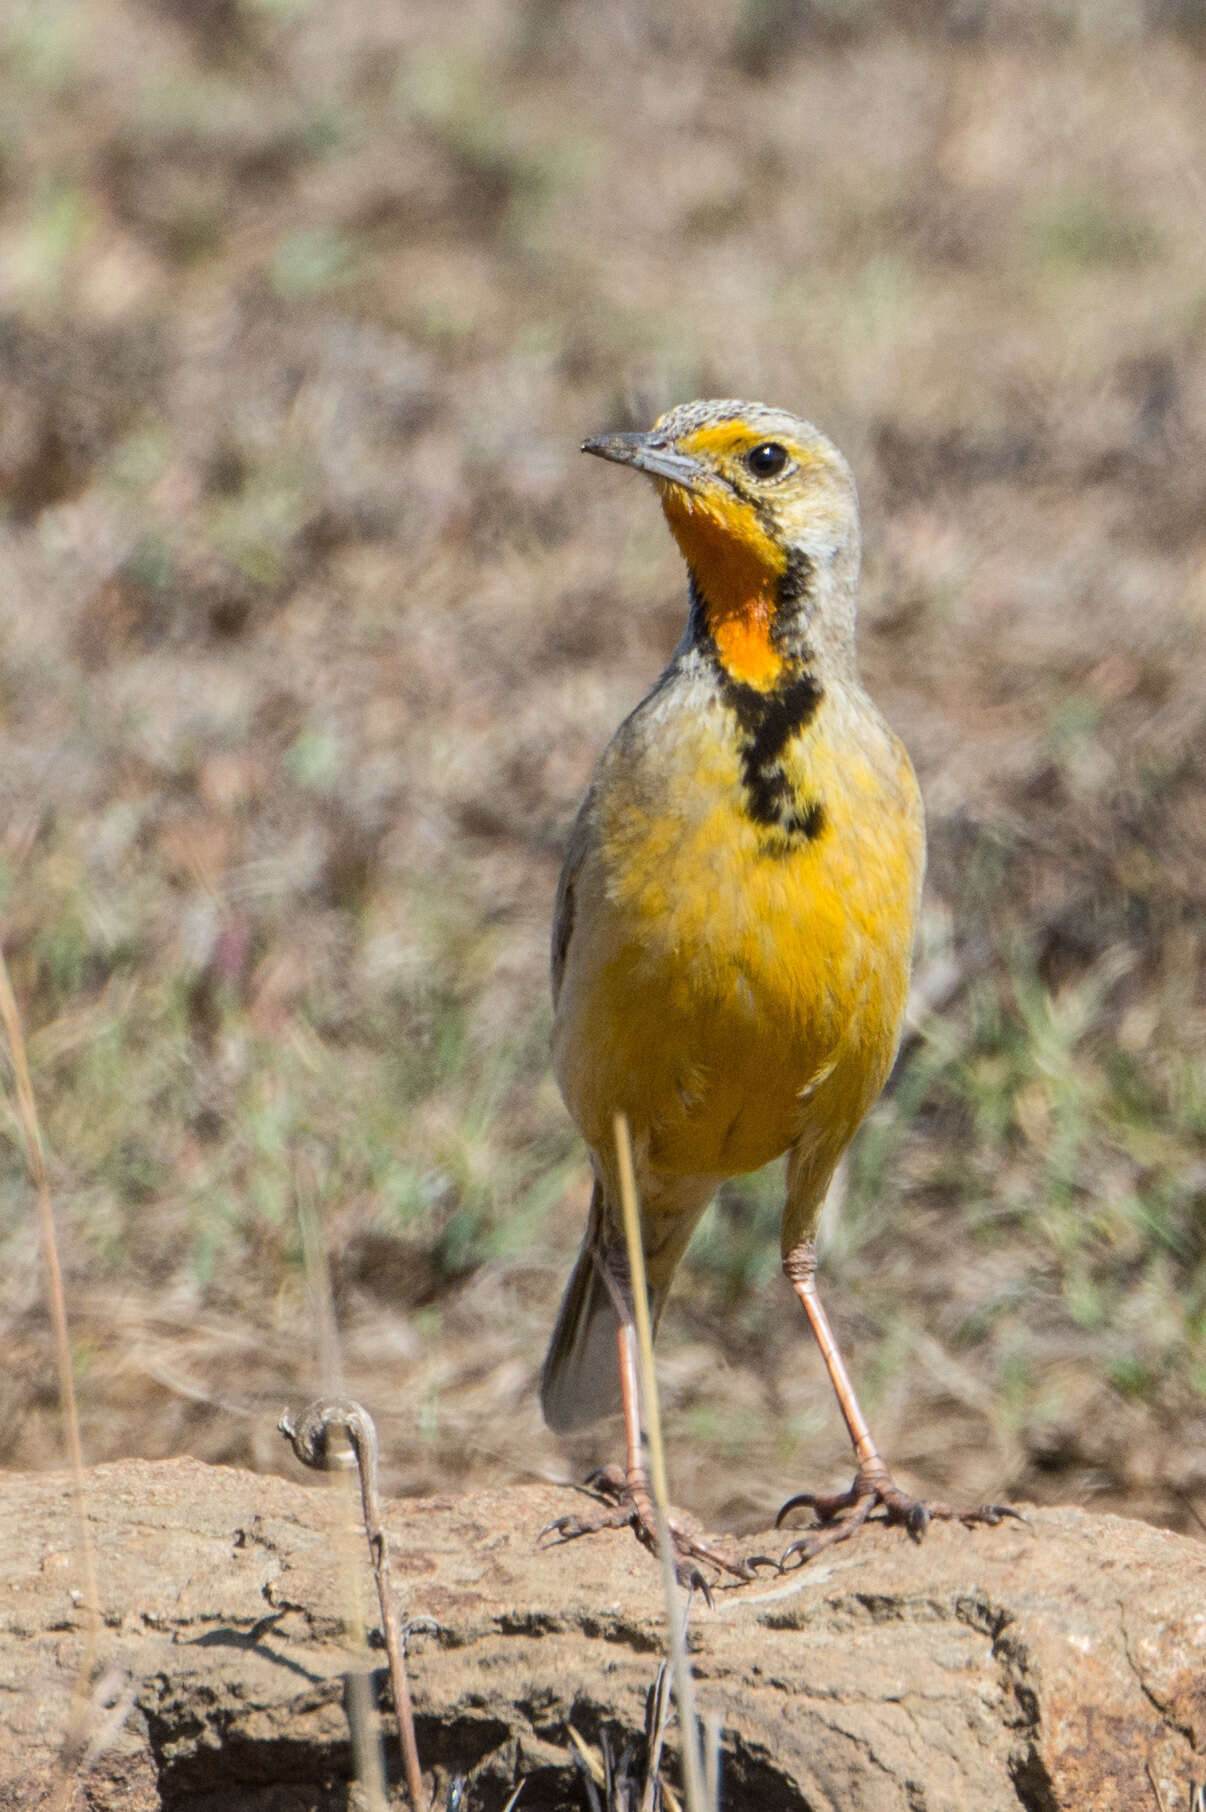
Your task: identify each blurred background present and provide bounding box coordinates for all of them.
[0,0,1203,1541]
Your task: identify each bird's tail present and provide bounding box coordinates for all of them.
[541,1182,622,1431]
[541,1180,670,1433]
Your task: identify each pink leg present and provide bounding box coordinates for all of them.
[778,1241,1022,1567]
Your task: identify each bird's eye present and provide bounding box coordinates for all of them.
[745,442,789,479]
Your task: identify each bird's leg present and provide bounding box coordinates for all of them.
[777,1239,1022,1568]
[541,1251,762,1589]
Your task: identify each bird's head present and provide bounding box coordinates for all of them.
[583,400,860,689]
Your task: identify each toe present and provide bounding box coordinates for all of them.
[963,1503,1029,1528]
[538,1513,588,1543]
[905,1499,930,1541]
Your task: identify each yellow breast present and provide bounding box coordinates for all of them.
[552,675,924,1188]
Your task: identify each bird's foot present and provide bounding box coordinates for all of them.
[541,1463,771,1597]
[775,1458,1024,1569]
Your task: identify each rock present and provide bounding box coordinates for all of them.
[3,1457,1203,1809]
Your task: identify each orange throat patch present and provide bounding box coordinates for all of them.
[711,595,780,689]
[659,486,785,690]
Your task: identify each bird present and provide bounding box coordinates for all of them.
[540,399,1010,1584]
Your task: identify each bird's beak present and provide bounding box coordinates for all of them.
[582,431,706,494]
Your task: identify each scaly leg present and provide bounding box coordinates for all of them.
[778,1240,1022,1568]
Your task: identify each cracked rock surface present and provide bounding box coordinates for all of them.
[4,1457,1203,1809]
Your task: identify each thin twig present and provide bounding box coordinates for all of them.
[280,1397,427,1810]
[293,1168,387,1810]
[291,1166,385,1804]
[701,1711,721,1811]
[614,1112,710,1812]
[0,949,101,1787]
[642,1662,674,1812]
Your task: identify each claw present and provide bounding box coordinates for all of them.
[539,1515,579,1544]
[779,1534,819,1572]
[539,1471,759,1590]
[539,1503,630,1546]
[583,1462,627,1498]
[775,1463,1022,1569]
[906,1500,930,1541]
[962,1503,1030,1529]
[774,1490,820,1529]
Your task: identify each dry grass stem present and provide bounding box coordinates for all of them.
[0,948,101,1788]
[1145,1757,1170,1812]
[701,1712,721,1811]
[567,1723,604,1805]
[614,1113,711,1812]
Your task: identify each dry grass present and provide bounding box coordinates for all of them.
[0,0,1203,1546]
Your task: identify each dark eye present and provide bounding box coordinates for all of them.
[745,441,789,479]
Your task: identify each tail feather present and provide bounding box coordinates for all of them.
[542,1170,711,1433]
[541,1184,623,1432]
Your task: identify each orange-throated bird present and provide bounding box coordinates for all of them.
[541,400,1011,1582]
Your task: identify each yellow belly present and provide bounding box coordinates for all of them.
[553,698,923,1189]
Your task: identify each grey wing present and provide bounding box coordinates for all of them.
[551,791,594,1005]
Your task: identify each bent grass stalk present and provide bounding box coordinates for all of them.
[613,1112,712,1812]
[295,1167,390,1811]
[0,947,100,1799]
[278,1395,427,1811]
